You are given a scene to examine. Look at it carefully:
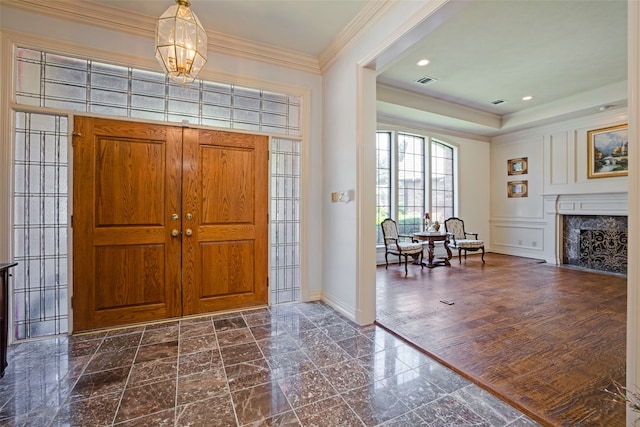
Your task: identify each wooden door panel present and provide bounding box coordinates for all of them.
[182,129,268,315]
[73,117,182,331]
[95,138,165,226]
[199,241,255,296]
[200,146,254,223]
[94,245,165,310]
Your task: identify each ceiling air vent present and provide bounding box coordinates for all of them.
[415,75,438,85]
[491,99,507,105]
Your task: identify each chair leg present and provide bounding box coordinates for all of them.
[458,248,462,263]
[404,255,408,275]
[481,247,485,263]
[385,253,389,269]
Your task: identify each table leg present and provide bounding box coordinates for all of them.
[427,241,436,267]
[444,238,452,260]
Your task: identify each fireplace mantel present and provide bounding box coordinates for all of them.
[552,192,628,216]
[544,192,628,274]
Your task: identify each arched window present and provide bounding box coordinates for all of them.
[376,131,456,244]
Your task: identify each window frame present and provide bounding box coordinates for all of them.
[376,130,457,246]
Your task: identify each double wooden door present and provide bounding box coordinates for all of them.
[72,117,268,332]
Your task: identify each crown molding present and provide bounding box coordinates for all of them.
[1,0,321,74]
[377,113,491,143]
[318,0,393,73]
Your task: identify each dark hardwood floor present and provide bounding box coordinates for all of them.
[375,253,627,427]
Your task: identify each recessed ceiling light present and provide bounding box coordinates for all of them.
[416,59,430,66]
[522,96,533,101]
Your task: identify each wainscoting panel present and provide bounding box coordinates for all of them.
[490,220,549,261]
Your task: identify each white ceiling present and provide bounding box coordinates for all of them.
[87,0,629,138]
[376,0,628,137]
[88,0,372,57]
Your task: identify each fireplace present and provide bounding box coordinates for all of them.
[562,215,627,275]
[551,193,628,276]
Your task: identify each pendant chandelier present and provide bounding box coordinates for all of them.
[155,0,208,84]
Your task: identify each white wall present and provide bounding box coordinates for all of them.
[627,1,639,424]
[320,1,446,324]
[455,134,491,241]
[490,108,628,263]
[321,59,359,314]
[0,5,325,300]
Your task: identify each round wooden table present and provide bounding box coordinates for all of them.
[412,232,452,268]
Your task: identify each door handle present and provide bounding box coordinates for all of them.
[185,229,193,236]
[185,213,193,220]
[171,229,180,237]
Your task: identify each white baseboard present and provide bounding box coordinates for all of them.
[304,290,322,302]
[320,292,357,323]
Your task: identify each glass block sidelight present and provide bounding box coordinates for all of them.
[270,138,301,304]
[13,112,69,340]
[15,48,302,137]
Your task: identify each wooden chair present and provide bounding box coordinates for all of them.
[380,218,424,275]
[444,217,485,263]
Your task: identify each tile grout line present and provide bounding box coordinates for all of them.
[46,333,108,427]
[109,330,143,426]
[212,316,236,427]
[173,321,183,427]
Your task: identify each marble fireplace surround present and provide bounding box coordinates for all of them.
[556,192,628,275]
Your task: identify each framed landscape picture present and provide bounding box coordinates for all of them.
[507,157,528,175]
[587,124,628,178]
[507,180,528,198]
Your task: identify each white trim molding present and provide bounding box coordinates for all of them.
[626,0,639,425]
[555,192,628,216]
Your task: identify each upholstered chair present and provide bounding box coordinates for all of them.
[380,218,424,275]
[444,217,485,263]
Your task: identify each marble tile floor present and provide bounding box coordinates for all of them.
[0,302,541,426]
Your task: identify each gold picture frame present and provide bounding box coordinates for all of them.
[507,157,528,175]
[507,180,528,198]
[587,124,628,178]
